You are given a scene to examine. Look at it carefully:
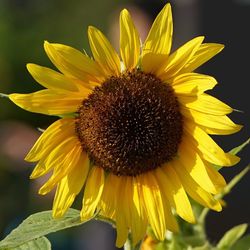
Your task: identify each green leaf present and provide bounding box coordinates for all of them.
[8,237,51,250]
[0,209,90,249]
[217,224,248,249]
[231,235,250,250]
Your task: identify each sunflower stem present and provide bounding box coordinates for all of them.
[199,164,250,224]
[215,163,250,200]
[198,207,210,225]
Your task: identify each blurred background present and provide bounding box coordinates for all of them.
[0,0,249,249]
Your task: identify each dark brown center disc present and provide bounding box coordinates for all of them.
[75,70,183,176]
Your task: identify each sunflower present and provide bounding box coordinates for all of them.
[9,3,241,247]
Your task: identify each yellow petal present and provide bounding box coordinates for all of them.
[120,9,140,70]
[184,122,240,166]
[27,63,80,92]
[30,136,78,179]
[88,26,121,77]
[158,36,204,79]
[158,165,195,223]
[178,93,232,116]
[137,173,166,240]
[205,162,227,191]
[9,90,85,115]
[172,73,217,96]
[173,160,222,211]
[114,176,129,247]
[179,43,224,74]
[116,177,146,246]
[81,167,105,220]
[52,152,90,218]
[98,174,117,220]
[178,139,226,194]
[26,118,75,162]
[38,142,83,195]
[154,169,179,231]
[44,41,104,83]
[131,177,148,245]
[182,108,242,135]
[142,3,173,73]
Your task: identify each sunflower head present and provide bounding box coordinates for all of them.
[9,3,242,247]
[75,69,183,176]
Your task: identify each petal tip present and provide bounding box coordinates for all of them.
[88,25,95,33]
[227,153,241,166]
[44,40,50,48]
[121,8,129,15]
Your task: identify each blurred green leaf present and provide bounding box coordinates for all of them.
[0,208,89,249]
[8,237,51,250]
[217,224,248,250]
[230,235,250,250]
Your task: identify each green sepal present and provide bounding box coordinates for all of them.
[0,93,9,98]
[57,112,77,118]
[229,137,250,156]
[215,137,249,170]
[217,224,248,250]
[230,235,250,250]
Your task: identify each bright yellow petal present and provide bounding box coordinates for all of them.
[44,41,104,83]
[114,176,129,247]
[173,160,222,211]
[172,73,217,96]
[88,26,121,77]
[178,93,233,116]
[9,89,85,115]
[178,139,226,194]
[131,177,148,245]
[38,142,83,195]
[158,36,204,79]
[98,174,117,220]
[121,177,147,246]
[184,122,240,166]
[52,152,90,218]
[81,167,105,220]
[142,3,172,73]
[137,173,166,240]
[154,169,179,231]
[120,9,140,70]
[179,43,224,74]
[26,118,75,163]
[98,175,147,246]
[158,165,195,223]
[204,161,227,191]
[27,63,81,92]
[182,109,242,135]
[30,136,78,179]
